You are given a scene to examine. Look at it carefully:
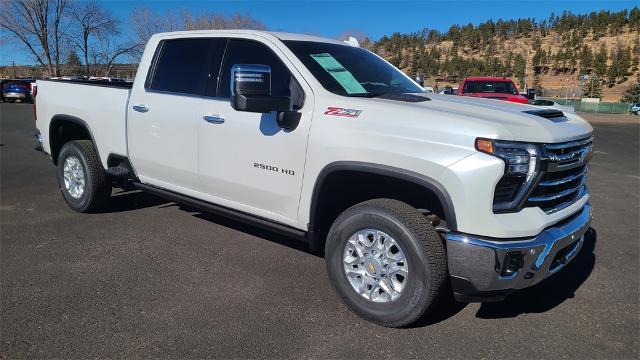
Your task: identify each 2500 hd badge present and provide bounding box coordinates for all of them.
[253,162,295,176]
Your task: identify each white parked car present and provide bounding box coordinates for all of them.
[34,30,593,327]
[88,77,129,83]
[530,99,575,113]
[631,103,640,115]
[438,86,457,95]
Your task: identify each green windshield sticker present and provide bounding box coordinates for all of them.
[310,53,367,94]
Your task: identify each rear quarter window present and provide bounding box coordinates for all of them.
[147,38,225,96]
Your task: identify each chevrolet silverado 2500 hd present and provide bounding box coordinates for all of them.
[34,30,593,327]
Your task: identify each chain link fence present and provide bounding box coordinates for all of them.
[541,98,633,114]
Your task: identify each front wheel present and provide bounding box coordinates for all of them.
[325,199,447,327]
[56,140,111,212]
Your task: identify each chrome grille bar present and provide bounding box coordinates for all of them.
[538,166,589,187]
[545,136,593,150]
[529,182,586,202]
[526,136,592,213]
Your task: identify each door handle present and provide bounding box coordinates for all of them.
[203,114,225,124]
[132,104,149,113]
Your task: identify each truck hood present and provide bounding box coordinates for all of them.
[350,93,593,144]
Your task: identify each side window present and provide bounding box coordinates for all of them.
[463,81,472,93]
[148,38,225,96]
[218,39,304,109]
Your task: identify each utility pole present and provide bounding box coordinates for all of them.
[12,61,16,78]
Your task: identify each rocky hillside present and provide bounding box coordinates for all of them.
[370,8,640,101]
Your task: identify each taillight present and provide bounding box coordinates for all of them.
[32,86,37,121]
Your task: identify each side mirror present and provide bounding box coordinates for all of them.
[230,64,291,113]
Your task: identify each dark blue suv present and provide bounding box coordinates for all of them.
[1,79,33,103]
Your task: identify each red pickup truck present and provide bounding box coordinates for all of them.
[456,77,529,104]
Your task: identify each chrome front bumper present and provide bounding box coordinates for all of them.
[446,203,592,302]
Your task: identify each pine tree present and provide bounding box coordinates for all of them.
[621,76,640,103]
[66,51,82,75]
[579,45,593,74]
[619,47,633,82]
[607,47,620,87]
[513,54,526,86]
[593,44,608,77]
[583,75,603,98]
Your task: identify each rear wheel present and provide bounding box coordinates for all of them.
[56,140,111,212]
[325,198,447,327]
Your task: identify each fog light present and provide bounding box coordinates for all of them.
[501,251,524,276]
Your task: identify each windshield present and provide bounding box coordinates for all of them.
[462,80,517,95]
[283,40,423,97]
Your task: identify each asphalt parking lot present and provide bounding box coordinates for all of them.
[1,102,638,358]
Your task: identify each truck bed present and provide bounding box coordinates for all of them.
[43,79,133,89]
[35,79,132,167]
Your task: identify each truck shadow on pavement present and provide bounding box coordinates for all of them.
[188,209,314,254]
[101,188,597,325]
[475,227,597,319]
[104,187,315,253]
[100,188,169,213]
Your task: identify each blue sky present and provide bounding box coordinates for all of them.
[1,0,637,65]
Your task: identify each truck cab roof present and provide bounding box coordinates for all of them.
[150,29,348,46]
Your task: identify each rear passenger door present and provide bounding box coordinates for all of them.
[197,37,314,226]
[127,38,225,194]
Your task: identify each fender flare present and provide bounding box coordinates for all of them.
[49,114,102,167]
[307,161,457,249]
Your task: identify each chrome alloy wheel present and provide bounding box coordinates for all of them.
[63,156,85,199]
[343,229,409,303]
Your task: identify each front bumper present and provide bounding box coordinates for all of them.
[446,203,592,302]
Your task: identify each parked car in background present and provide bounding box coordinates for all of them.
[631,103,640,115]
[530,99,575,113]
[1,79,33,103]
[89,77,129,83]
[424,86,434,93]
[438,86,457,95]
[457,77,529,104]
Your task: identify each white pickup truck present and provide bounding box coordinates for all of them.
[34,30,593,327]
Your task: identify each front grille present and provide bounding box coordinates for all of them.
[526,136,593,213]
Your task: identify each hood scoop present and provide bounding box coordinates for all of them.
[523,109,566,121]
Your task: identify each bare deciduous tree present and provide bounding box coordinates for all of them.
[129,7,265,58]
[70,0,118,76]
[0,0,70,76]
[94,37,139,76]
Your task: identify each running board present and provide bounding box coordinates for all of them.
[105,165,131,178]
[133,182,308,241]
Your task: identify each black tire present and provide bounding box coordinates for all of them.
[56,140,111,212]
[325,198,447,327]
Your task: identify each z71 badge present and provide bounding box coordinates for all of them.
[324,106,362,118]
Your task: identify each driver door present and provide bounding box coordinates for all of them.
[197,38,313,226]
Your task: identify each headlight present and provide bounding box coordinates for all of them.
[475,138,541,212]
